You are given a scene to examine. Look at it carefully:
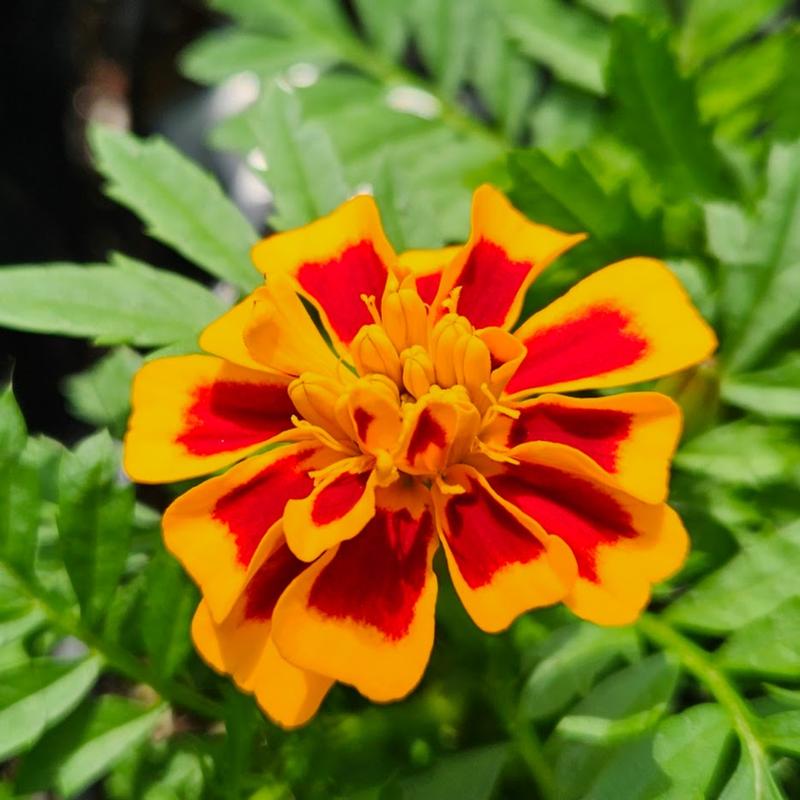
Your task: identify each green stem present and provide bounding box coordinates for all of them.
[637,614,772,793]
[5,563,223,721]
[509,711,559,800]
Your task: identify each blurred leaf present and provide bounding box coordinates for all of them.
[89,126,259,290]
[679,0,789,69]
[582,704,733,799]
[469,8,537,140]
[674,421,800,487]
[372,161,445,251]
[0,258,225,347]
[249,84,350,229]
[717,743,785,800]
[706,140,800,372]
[528,87,601,150]
[697,33,788,123]
[759,710,800,757]
[64,347,142,434]
[508,148,661,259]
[0,440,42,577]
[770,28,800,138]
[721,353,800,419]
[0,385,26,468]
[141,551,197,680]
[409,0,481,100]
[58,431,135,628]
[353,0,409,59]
[16,695,165,798]
[180,29,337,84]
[0,600,45,649]
[0,656,102,761]
[549,654,680,799]
[577,0,667,18]
[497,0,608,94]
[717,597,800,678]
[667,520,800,634]
[399,743,507,800]
[213,0,350,35]
[521,622,640,720]
[607,17,734,198]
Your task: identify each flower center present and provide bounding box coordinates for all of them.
[287,280,523,482]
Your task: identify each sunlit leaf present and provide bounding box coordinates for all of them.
[90,126,259,290]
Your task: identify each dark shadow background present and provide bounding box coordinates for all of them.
[0,0,218,442]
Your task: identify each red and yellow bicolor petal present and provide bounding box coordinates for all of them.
[485,446,688,626]
[396,387,481,475]
[192,528,332,727]
[432,465,577,633]
[272,482,438,702]
[242,277,344,377]
[124,355,295,483]
[483,392,682,503]
[250,194,397,350]
[162,443,339,621]
[282,458,377,562]
[397,246,460,305]
[199,296,269,372]
[506,258,718,397]
[434,185,585,329]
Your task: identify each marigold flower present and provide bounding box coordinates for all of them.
[124,185,717,727]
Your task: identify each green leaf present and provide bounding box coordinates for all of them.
[89,126,259,290]
[353,0,409,59]
[399,743,507,800]
[468,7,537,141]
[0,439,43,577]
[718,744,785,800]
[15,695,165,798]
[0,656,102,761]
[248,84,350,230]
[409,0,480,100]
[0,385,26,468]
[64,347,142,434]
[667,520,800,634]
[707,140,800,372]
[721,353,800,419]
[497,0,609,94]
[508,148,661,260]
[0,257,225,347]
[180,29,337,84]
[57,431,135,628]
[0,602,45,649]
[577,0,667,19]
[372,160,445,251]
[141,551,197,680]
[583,704,733,800]
[549,654,680,799]
[697,33,788,123]
[679,0,790,70]
[759,710,800,757]
[521,622,640,720]
[607,17,733,199]
[674,421,800,487]
[528,86,601,150]
[717,597,800,678]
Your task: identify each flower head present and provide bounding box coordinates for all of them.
[124,185,716,727]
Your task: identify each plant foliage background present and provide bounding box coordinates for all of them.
[1,0,800,797]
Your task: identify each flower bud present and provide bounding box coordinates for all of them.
[382,288,428,352]
[289,373,350,438]
[351,324,402,384]
[401,346,436,399]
